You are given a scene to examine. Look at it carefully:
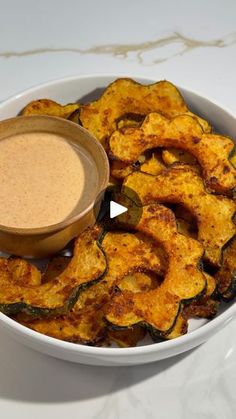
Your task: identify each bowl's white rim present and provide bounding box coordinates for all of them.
[0,72,235,359]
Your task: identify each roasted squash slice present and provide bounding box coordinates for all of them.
[215,236,236,301]
[110,151,165,180]
[106,203,206,335]
[21,99,80,119]
[0,226,107,317]
[183,298,219,319]
[19,306,146,346]
[15,255,110,344]
[106,271,159,347]
[16,301,107,345]
[16,232,165,344]
[101,231,166,288]
[164,148,236,178]
[110,113,236,195]
[167,272,217,329]
[79,78,210,144]
[43,280,109,344]
[123,166,236,266]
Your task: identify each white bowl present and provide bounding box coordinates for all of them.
[0,74,235,366]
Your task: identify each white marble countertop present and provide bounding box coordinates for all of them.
[1,0,236,417]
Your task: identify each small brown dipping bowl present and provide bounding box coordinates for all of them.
[0,115,109,258]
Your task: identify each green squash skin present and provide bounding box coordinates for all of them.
[0,276,107,319]
[106,277,207,338]
[0,240,108,319]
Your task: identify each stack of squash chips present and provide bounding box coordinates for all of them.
[0,78,235,347]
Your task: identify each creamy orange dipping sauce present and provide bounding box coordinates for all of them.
[0,132,98,228]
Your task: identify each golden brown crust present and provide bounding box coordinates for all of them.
[106,203,206,334]
[110,113,236,195]
[21,99,80,119]
[101,231,165,288]
[15,233,164,344]
[123,166,236,266]
[9,77,236,346]
[80,78,210,144]
[0,226,106,315]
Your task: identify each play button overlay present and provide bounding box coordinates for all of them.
[94,184,143,227]
[110,201,128,218]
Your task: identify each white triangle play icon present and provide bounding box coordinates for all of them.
[110,201,128,219]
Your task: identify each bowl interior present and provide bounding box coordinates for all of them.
[0,74,235,365]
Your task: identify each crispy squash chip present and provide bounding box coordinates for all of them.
[110,151,165,180]
[101,231,166,288]
[15,260,109,344]
[79,78,210,144]
[106,203,206,335]
[16,232,165,344]
[123,166,236,266]
[18,289,146,346]
[165,272,218,336]
[21,99,79,119]
[0,226,106,317]
[12,77,236,346]
[215,236,236,301]
[110,113,236,195]
[163,148,236,181]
